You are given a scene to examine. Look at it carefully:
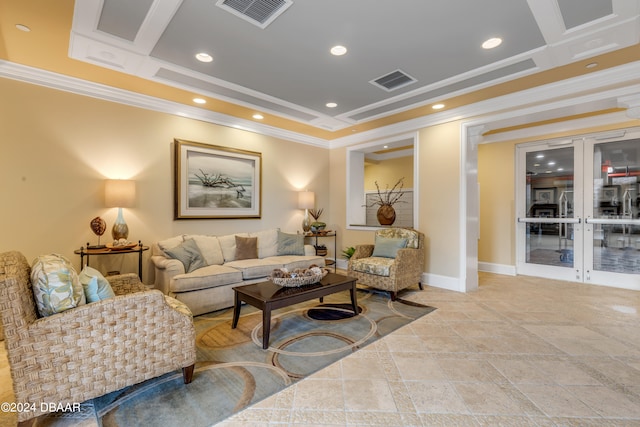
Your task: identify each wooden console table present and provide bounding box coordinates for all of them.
[305,232,337,271]
[74,241,149,280]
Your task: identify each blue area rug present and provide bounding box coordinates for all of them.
[33,286,435,427]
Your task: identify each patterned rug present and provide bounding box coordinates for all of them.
[25,286,434,427]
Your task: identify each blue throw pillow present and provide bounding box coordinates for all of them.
[79,266,116,303]
[371,237,408,258]
[277,231,304,255]
[165,238,207,273]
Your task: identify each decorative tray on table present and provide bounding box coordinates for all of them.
[270,266,327,287]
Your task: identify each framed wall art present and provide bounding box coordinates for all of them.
[533,187,556,204]
[174,139,262,219]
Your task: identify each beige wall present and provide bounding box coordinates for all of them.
[418,122,461,278]
[477,141,517,266]
[0,78,330,280]
[364,156,413,190]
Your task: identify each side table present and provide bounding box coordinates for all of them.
[305,232,337,272]
[74,241,149,281]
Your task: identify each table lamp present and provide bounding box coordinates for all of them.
[298,190,315,232]
[105,179,136,240]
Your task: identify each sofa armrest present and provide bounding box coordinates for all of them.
[151,255,185,294]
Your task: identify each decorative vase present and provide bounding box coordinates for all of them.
[377,204,396,226]
[112,207,129,240]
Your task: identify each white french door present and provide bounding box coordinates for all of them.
[516,130,640,290]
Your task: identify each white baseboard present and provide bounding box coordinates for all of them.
[421,272,463,292]
[478,262,516,276]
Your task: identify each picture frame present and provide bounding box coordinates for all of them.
[533,187,555,204]
[601,185,620,204]
[174,139,261,219]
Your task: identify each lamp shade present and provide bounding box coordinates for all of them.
[297,191,315,209]
[105,179,136,208]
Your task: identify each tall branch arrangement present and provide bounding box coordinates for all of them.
[365,177,406,207]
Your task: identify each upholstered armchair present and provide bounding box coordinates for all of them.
[348,228,425,300]
[0,251,196,425]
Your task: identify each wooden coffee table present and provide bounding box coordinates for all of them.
[232,273,358,349]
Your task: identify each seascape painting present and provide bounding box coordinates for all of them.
[174,139,261,219]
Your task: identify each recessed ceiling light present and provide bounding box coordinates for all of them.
[195,52,213,63]
[330,45,347,56]
[432,103,445,110]
[383,145,389,149]
[252,114,264,120]
[15,24,30,32]
[557,168,564,171]
[548,161,556,166]
[586,62,598,69]
[482,37,502,49]
[326,102,337,108]
[536,154,545,159]
[193,98,206,104]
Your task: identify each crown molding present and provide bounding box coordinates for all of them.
[328,60,640,148]
[2,59,640,150]
[0,60,329,148]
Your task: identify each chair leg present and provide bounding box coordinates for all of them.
[183,364,195,384]
[418,282,423,290]
[389,291,397,301]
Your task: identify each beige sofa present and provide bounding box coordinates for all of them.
[151,229,325,315]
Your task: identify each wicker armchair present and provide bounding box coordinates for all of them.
[348,228,425,300]
[0,251,196,425]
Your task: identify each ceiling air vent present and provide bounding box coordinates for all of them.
[370,69,417,92]
[216,0,293,29]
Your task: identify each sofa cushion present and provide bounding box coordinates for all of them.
[235,236,258,260]
[79,266,115,302]
[350,257,395,277]
[164,239,207,273]
[31,254,86,317]
[372,236,407,258]
[218,233,249,262]
[170,264,243,293]
[250,228,279,258]
[267,255,325,271]
[224,258,284,280]
[277,231,304,255]
[189,235,224,265]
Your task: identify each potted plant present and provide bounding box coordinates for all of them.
[365,177,406,225]
[341,246,355,259]
[309,208,326,233]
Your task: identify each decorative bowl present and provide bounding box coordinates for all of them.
[270,267,327,287]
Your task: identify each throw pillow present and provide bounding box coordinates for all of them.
[79,266,116,303]
[277,231,304,255]
[371,237,408,258]
[190,235,224,265]
[31,254,86,317]
[235,236,258,260]
[250,229,279,258]
[164,239,207,273]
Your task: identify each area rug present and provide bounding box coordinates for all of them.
[28,286,435,427]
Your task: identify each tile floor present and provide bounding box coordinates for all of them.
[219,272,640,426]
[2,272,640,426]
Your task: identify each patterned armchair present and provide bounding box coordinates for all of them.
[348,228,425,300]
[0,251,196,425]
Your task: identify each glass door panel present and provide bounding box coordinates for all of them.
[517,144,582,282]
[584,137,640,288]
